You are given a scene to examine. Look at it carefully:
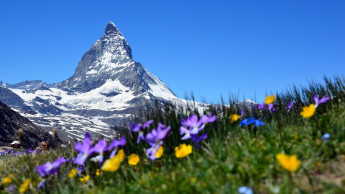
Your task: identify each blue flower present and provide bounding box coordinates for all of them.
[322,133,331,141]
[238,186,253,194]
[240,117,264,127]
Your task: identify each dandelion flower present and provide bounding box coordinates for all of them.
[276,153,300,172]
[19,179,31,193]
[265,94,275,104]
[229,114,240,123]
[175,144,193,158]
[128,154,140,165]
[300,104,316,118]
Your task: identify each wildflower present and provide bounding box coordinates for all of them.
[90,139,107,164]
[300,104,316,118]
[68,169,78,178]
[73,133,94,165]
[229,114,240,123]
[107,136,126,158]
[36,156,67,177]
[276,153,300,172]
[80,175,90,183]
[101,149,125,172]
[238,186,253,194]
[180,113,216,140]
[130,120,153,144]
[286,100,294,112]
[322,133,331,141]
[265,94,275,104]
[256,104,265,110]
[19,179,31,193]
[191,133,207,148]
[145,123,170,160]
[175,144,193,158]
[241,109,246,117]
[96,169,101,176]
[268,103,277,113]
[240,117,264,127]
[128,154,140,165]
[2,176,13,184]
[37,180,45,189]
[314,95,330,107]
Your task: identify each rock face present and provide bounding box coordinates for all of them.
[0,22,188,141]
[0,101,63,149]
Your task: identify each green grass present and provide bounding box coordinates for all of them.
[1,76,345,193]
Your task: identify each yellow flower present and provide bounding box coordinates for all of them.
[19,179,31,193]
[229,114,240,123]
[101,150,125,172]
[175,144,193,158]
[96,169,101,176]
[155,146,164,158]
[265,94,275,104]
[2,176,13,184]
[300,104,316,118]
[80,175,90,183]
[68,169,77,178]
[276,153,301,172]
[128,154,140,165]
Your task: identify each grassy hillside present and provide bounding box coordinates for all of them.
[1,76,345,194]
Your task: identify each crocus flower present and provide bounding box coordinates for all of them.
[238,186,253,194]
[128,154,140,165]
[265,94,275,104]
[230,114,240,123]
[322,133,331,141]
[300,104,316,118]
[276,153,300,172]
[73,133,93,165]
[286,100,294,112]
[107,136,126,158]
[175,144,193,158]
[90,139,107,164]
[36,157,67,177]
[240,117,264,127]
[19,179,31,193]
[314,95,330,107]
[130,120,153,144]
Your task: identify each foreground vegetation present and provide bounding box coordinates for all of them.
[1,76,345,193]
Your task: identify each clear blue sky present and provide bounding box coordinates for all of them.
[0,0,344,103]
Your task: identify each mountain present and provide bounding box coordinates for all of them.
[0,101,63,149]
[0,22,194,141]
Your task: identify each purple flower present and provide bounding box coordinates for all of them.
[145,143,162,160]
[256,104,265,110]
[130,120,153,144]
[73,133,93,165]
[90,139,107,164]
[36,156,67,177]
[268,103,277,113]
[239,186,253,194]
[191,133,208,148]
[241,109,246,117]
[240,117,264,127]
[37,180,46,189]
[314,95,330,107]
[180,113,216,140]
[107,136,126,158]
[322,133,331,141]
[286,100,294,112]
[145,123,170,146]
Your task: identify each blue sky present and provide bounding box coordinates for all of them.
[0,0,344,103]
